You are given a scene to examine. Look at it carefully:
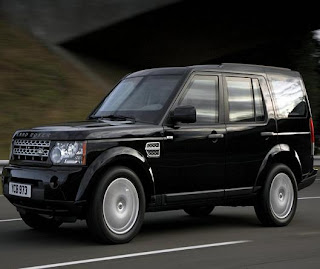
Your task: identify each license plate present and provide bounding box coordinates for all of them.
[9,182,31,198]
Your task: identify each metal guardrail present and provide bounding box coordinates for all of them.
[1,157,320,175]
[0,160,9,175]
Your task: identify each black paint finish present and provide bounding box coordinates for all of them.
[1,64,317,219]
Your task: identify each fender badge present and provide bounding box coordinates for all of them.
[145,142,160,158]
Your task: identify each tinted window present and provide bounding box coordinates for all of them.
[270,75,307,118]
[93,75,181,124]
[179,75,219,124]
[227,77,254,122]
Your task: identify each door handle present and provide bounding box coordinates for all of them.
[208,134,224,139]
[260,132,276,137]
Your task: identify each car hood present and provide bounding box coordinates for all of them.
[12,120,163,141]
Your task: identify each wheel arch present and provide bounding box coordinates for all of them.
[75,146,155,202]
[254,144,302,189]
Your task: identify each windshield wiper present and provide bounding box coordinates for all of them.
[96,114,136,122]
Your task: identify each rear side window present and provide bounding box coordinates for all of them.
[226,77,265,123]
[269,75,307,118]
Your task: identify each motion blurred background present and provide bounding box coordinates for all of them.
[0,0,320,159]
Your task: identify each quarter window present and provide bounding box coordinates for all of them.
[179,75,219,124]
[226,77,265,123]
[269,75,307,118]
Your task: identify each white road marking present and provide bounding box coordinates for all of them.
[20,240,251,269]
[298,196,320,200]
[297,231,320,236]
[0,218,22,223]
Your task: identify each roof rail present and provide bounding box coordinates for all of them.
[189,64,221,69]
[222,63,291,71]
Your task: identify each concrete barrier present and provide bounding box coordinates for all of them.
[0,160,9,175]
[314,156,320,167]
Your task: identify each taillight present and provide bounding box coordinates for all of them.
[310,118,315,155]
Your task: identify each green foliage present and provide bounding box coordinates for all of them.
[289,32,320,130]
[0,20,108,158]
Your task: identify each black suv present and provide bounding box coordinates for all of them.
[2,64,317,244]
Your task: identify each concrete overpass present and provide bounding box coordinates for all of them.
[0,0,181,44]
[1,0,320,68]
[1,0,320,129]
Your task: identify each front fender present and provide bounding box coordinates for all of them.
[75,146,153,201]
[254,144,302,188]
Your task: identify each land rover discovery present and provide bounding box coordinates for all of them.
[2,64,317,244]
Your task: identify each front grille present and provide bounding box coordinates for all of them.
[12,139,51,162]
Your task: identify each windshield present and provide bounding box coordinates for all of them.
[91,75,182,124]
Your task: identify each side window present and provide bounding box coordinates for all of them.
[179,75,219,124]
[269,75,307,118]
[226,77,265,123]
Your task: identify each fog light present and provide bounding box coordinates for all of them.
[49,176,59,189]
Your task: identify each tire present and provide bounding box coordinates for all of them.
[184,205,215,217]
[86,166,145,244]
[20,212,62,231]
[254,164,298,227]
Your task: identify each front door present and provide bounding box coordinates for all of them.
[156,73,226,197]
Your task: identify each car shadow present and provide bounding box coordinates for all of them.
[141,209,261,236]
[0,209,261,246]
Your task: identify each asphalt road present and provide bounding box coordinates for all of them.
[0,180,320,269]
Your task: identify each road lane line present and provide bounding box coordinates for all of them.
[0,218,22,223]
[20,240,251,269]
[298,196,320,200]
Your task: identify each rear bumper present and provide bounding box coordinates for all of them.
[298,169,318,190]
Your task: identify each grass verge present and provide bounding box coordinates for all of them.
[0,19,114,158]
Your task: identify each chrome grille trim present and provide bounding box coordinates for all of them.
[14,140,50,147]
[12,139,51,161]
[13,148,49,157]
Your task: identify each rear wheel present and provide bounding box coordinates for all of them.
[184,205,215,217]
[20,212,62,230]
[86,166,145,244]
[254,164,297,226]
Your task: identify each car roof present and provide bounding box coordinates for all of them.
[126,63,298,78]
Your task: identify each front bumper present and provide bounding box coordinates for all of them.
[2,165,87,218]
[298,169,318,190]
[12,200,86,221]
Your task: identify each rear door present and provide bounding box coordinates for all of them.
[224,74,277,195]
[268,72,312,175]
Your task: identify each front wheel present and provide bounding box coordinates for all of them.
[254,164,298,226]
[86,166,145,244]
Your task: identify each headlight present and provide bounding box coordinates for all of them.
[50,141,87,165]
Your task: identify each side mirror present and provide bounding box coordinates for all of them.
[171,106,196,123]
